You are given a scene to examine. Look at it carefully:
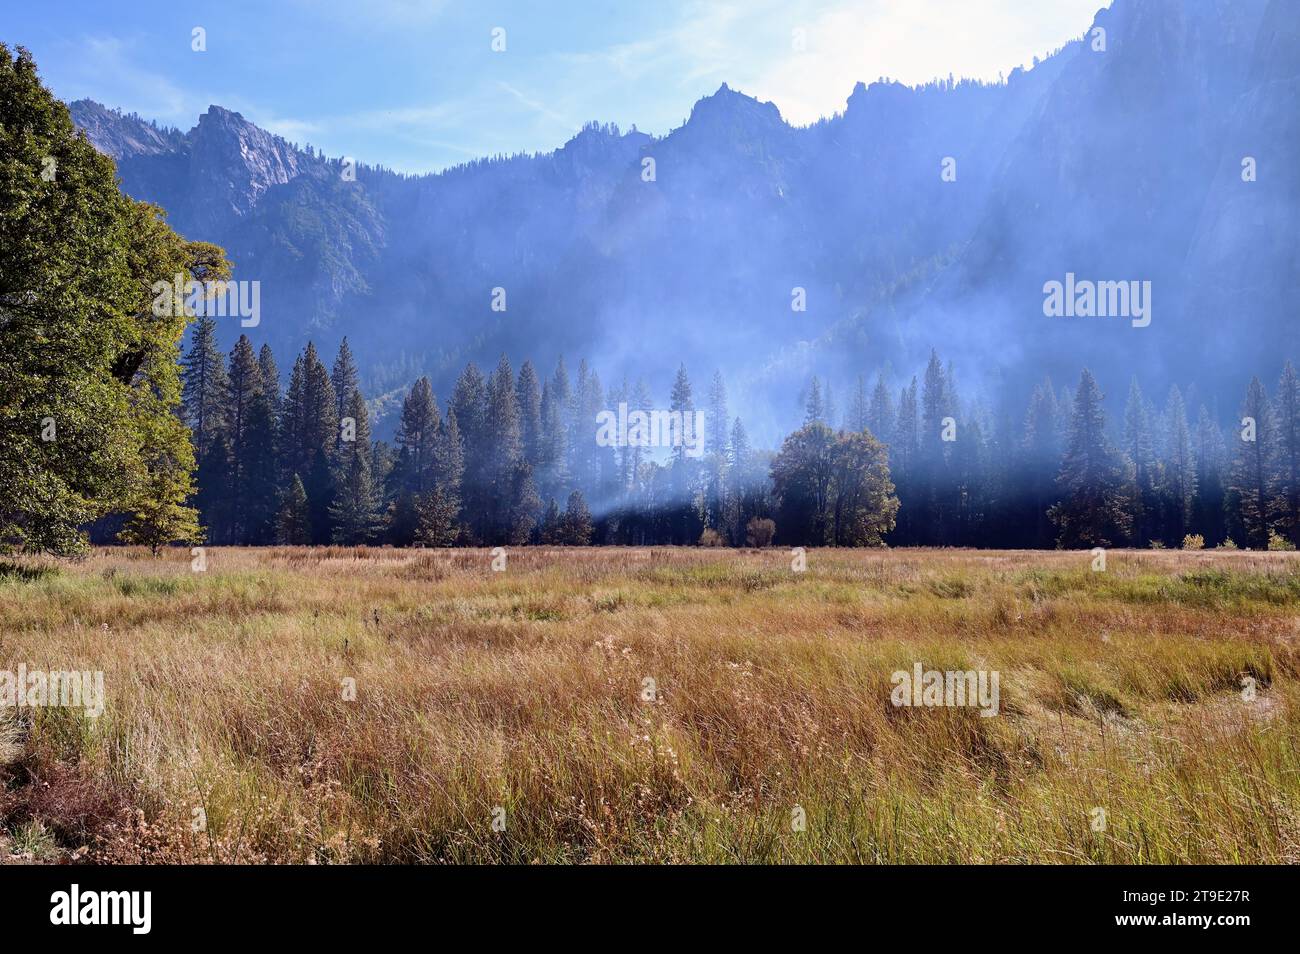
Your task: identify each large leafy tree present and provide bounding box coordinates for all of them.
[0,45,227,553]
[771,422,898,546]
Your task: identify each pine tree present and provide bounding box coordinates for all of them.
[413,487,459,547]
[575,360,606,494]
[181,322,234,542]
[952,412,989,544]
[181,316,229,460]
[707,371,729,456]
[282,354,307,476]
[258,344,281,413]
[342,387,372,457]
[392,377,438,495]
[385,377,438,545]
[516,360,543,471]
[559,490,594,545]
[704,371,730,530]
[451,363,489,539]
[848,375,869,434]
[1194,405,1228,546]
[329,449,380,544]
[1270,361,1300,545]
[1049,369,1132,547]
[1123,378,1160,546]
[804,376,825,426]
[537,378,567,503]
[330,338,359,450]
[669,363,695,471]
[891,378,919,542]
[428,407,465,541]
[1230,377,1275,547]
[538,498,562,544]
[508,459,542,544]
[241,388,279,544]
[867,373,894,443]
[724,417,753,543]
[281,343,337,543]
[484,356,527,542]
[225,335,271,543]
[276,474,312,545]
[1162,385,1196,544]
[668,364,700,542]
[916,350,949,544]
[626,378,653,498]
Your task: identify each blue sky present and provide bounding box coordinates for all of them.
[5,0,1107,173]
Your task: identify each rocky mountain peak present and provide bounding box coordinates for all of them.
[187,104,309,224]
[67,99,182,159]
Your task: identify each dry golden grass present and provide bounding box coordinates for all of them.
[2,545,1298,864]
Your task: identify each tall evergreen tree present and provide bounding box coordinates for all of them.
[516,359,543,472]
[392,377,438,494]
[1123,378,1160,546]
[1270,361,1300,545]
[181,317,229,460]
[917,350,950,543]
[559,489,594,545]
[452,362,489,539]
[1230,377,1275,547]
[668,364,699,542]
[484,355,527,542]
[258,344,281,412]
[280,343,337,544]
[1194,405,1228,546]
[538,377,568,503]
[891,378,920,542]
[225,335,275,543]
[1162,385,1196,544]
[867,373,894,443]
[1049,369,1132,547]
[276,474,312,545]
[804,376,825,426]
[1023,380,1062,547]
[329,447,380,544]
[848,375,869,434]
[706,371,729,456]
[386,377,438,545]
[330,337,359,449]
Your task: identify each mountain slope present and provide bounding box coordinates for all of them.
[68,0,1299,438]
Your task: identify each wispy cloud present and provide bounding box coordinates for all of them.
[497,82,573,130]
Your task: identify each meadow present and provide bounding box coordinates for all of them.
[1,546,1297,864]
